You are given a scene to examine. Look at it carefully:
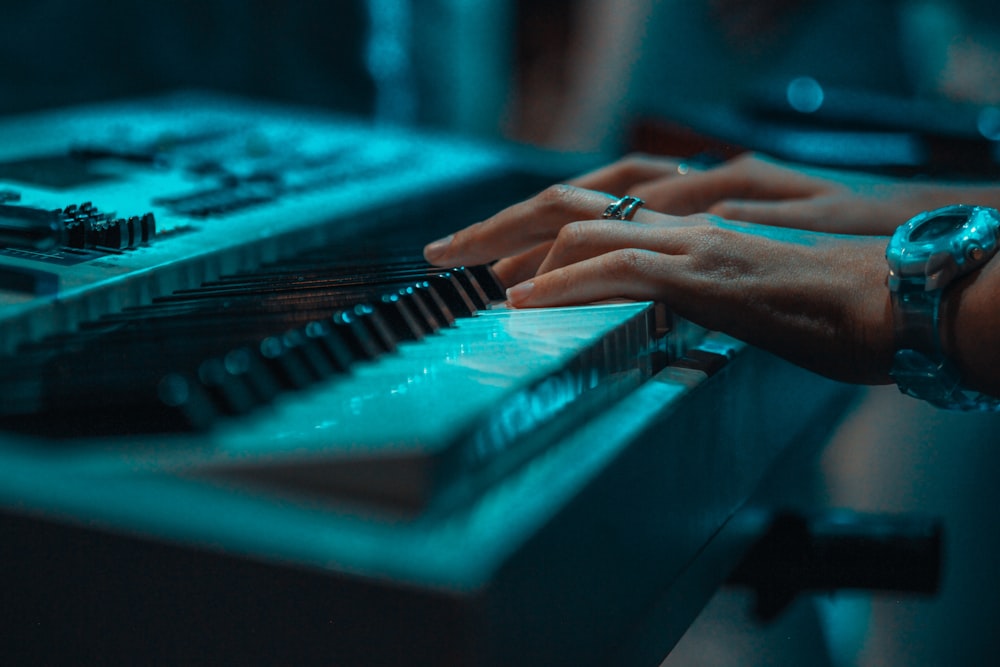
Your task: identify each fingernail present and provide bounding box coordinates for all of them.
[423,235,453,263]
[505,280,534,305]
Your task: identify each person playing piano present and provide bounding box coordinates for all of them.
[424,153,1000,410]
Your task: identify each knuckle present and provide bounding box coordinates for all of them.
[724,152,761,177]
[538,183,576,211]
[617,152,651,172]
[694,212,724,226]
[554,220,590,248]
[606,248,652,281]
[615,152,664,182]
[696,222,731,247]
[621,151,650,163]
[691,228,744,279]
[730,152,758,167]
[548,267,575,293]
[706,200,736,218]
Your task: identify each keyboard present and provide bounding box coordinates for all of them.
[0,92,671,510]
[0,93,853,666]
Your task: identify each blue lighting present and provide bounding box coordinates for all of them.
[365,0,417,124]
[786,76,825,114]
[977,106,1000,141]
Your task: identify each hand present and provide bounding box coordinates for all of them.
[424,184,894,385]
[563,153,1000,235]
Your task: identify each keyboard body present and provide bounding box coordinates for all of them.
[0,93,853,665]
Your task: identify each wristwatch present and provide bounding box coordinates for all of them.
[886,204,1000,410]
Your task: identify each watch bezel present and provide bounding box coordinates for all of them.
[887,204,1000,292]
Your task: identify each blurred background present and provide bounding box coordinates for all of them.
[3,1,1000,664]
[5,1,1000,162]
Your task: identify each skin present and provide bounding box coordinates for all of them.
[562,153,1000,234]
[423,153,1000,396]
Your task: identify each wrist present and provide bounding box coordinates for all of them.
[849,240,897,384]
[886,205,1000,410]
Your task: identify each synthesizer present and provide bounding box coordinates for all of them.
[0,91,665,511]
[0,94,853,665]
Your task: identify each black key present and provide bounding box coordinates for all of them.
[373,292,424,342]
[426,272,477,318]
[450,267,489,310]
[303,319,355,373]
[467,264,506,301]
[412,281,455,327]
[331,309,382,360]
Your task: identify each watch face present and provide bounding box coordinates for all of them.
[910,212,968,242]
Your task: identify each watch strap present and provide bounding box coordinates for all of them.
[892,348,1000,411]
[891,289,942,358]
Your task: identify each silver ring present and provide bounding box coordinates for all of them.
[601,195,645,221]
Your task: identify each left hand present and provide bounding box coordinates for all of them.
[423,184,894,385]
[545,153,1000,235]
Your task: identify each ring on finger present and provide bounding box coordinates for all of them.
[676,162,691,176]
[602,195,645,221]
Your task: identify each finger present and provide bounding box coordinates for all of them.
[493,210,684,286]
[707,198,834,230]
[568,153,693,194]
[535,219,690,276]
[423,184,616,267]
[506,249,674,308]
[492,242,552,287]
[628,169,754,215]
[634,154,828,215]
[706,196,889,235]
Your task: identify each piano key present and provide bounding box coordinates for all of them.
[257,334,321,390]
[302,319,355,373]
[179,301,659,507]
[410,281,454,328]
[154,371,219,430]
[329,308,384,362]
[138,265,484,339]
[196,355,263,416]
[372,292,426,342]
[425,272,477,317]
[467,263,506,301]
[2,256,507,424]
